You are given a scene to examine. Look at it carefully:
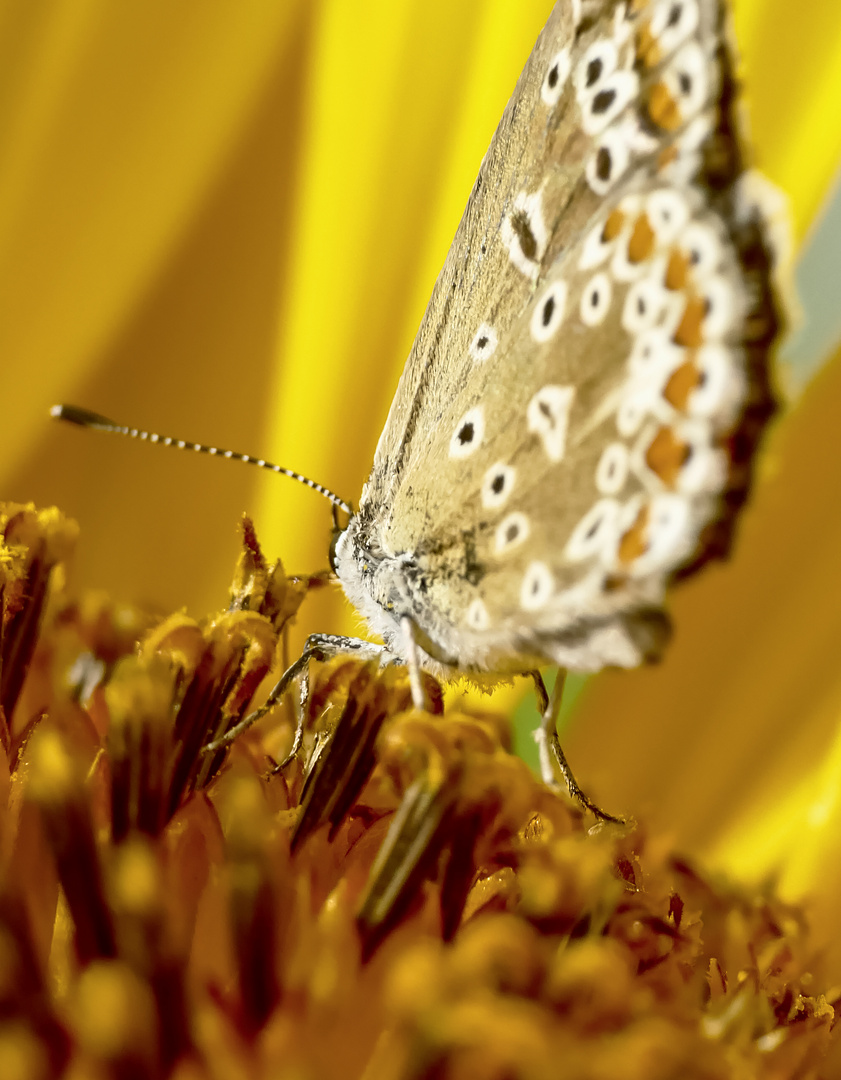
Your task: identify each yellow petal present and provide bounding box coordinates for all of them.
[734,0,841,240]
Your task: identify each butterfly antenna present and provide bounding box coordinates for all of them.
[50,404,354,517]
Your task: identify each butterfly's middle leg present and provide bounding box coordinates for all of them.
[399,615,432,712]
[530,670,625,825]
[202,634,387,765]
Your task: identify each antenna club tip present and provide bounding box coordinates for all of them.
[50,404,115,428]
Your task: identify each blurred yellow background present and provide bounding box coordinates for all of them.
[2,0,841,940]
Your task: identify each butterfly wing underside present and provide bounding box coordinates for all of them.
[351,0,780,674]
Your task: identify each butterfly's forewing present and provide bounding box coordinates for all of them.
[348,0,779,674]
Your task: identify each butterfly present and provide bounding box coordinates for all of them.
[329,0,780,768]
[54,0,782,810]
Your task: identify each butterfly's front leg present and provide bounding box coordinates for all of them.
[530,670,625,825]
[201,634,386,763]
[267,634,389,775]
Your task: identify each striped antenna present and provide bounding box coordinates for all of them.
[50,404,354,517]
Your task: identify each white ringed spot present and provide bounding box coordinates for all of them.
[579,216,618,271]
[521,562,554,611]
[495,512,531,555]
[617,386,655,438]
[663,41,711,124]
[579,272,613,326]
[625,493,691,577]
[541,48,571,106]
[595,442,630,495]
[530,280,568,342]
[574,39,618,100]
[681,221,725,280]
[688,344,746,424]
[649,0,700,59]
[481,462,516,509]
[646,188,691,246]
[697,275,742,340]
[677,439,727,495]
[581,70,639,137]
[628,328,683,381]
[466,598,490,631]
[659,113,715,183]
[622,277,667,334]
[502,189,548,279]
[527,385,575,462]
[565,498,621,563]
[586,125,632,195]
[469,323,499,363]
[449,406,485,459]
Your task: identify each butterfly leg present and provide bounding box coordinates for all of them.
[530,671,624,825]
[202,634,385,759]
[268,634,388,774]
[400,615,430,711]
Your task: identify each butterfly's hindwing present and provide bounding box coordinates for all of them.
[337,0,780,676]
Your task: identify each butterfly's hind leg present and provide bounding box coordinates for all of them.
[530,671,625,825]
[202,634,387,768]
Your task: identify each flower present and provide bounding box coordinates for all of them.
[2,0,841,1070]
[1,503,839,1078]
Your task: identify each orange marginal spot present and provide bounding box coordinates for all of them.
[618,504,650,565]
[648,82,682,132]
[602,209,625,242]
[645,426,690,486]
[673,296,706,347]
[627,214,656,263]
[663,357,702,410]
[665,249,690,290]
[636,23,662,69]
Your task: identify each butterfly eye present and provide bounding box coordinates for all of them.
[328,528,342,574]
